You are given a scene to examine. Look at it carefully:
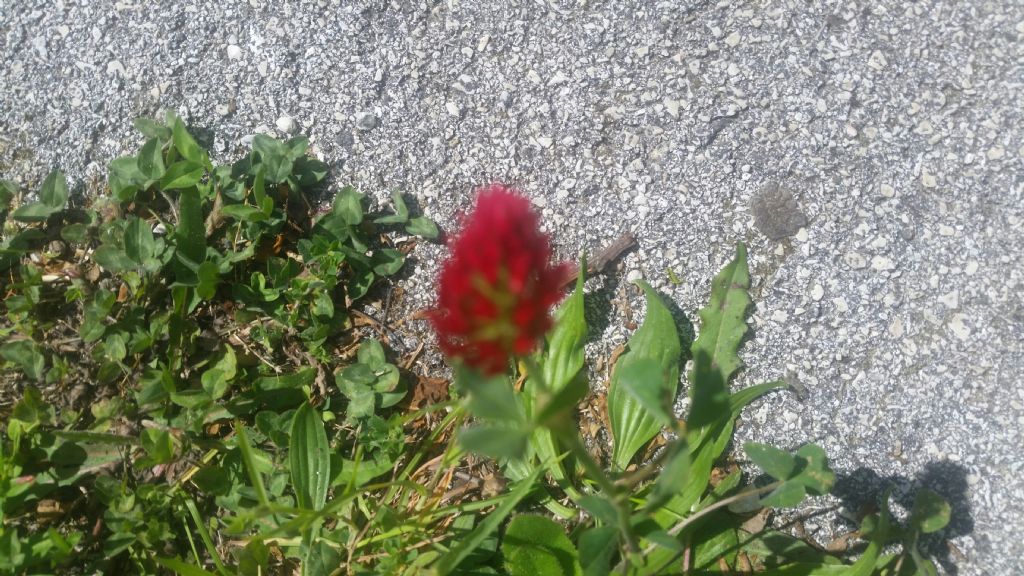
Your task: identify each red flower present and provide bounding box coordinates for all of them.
[431,185,569,374]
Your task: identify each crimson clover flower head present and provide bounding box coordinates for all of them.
[431,184,569,375]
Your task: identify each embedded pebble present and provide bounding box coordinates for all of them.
[947,314,971,340]
[275,115,298,134]
[355,111,378,131]
[810,284,824,301]
[843,252,867,269]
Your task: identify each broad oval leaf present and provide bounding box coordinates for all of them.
[172,117,210,168]
[745,442,797,480]
[910,489,951,534]
[607,281,681,471]
[289,402,330,511]
[503,515,583,576]
[160,161,205,190]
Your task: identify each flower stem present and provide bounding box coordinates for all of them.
[557,429,641,569]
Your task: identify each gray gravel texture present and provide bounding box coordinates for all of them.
[2,0,1023,573]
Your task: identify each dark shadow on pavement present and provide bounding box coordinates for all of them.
[832,461,975,575]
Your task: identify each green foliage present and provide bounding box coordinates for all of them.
[502,515,582,576]
[0,121,950,575]
[607,280,681,471]
[0,115,441,574]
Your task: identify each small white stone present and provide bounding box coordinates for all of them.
[771,310,789,323]
[939,290,959,309]
[535,136,553,148]
[920,169,937,188]
[795,227,809,242]
[445,101,461,117]
[664,98,681,118]
[832,297,849,313]
[870,255,895,271]
[986,146,1005,160]
[106,59,126,77]
[257,61,268,77]
[477,35,490,52]
[726,62,740,76]
[965,261,979,275]
[547,72,570,87]
[810,284,824,301]
[215,103,231,116]
[724,32,741,47]
[526,69,542,84]
[626,269,643,283]
[275,115,298,134]
[226,44,243,60]
[888,317,904,338]
[880,184,895,198]
[947,314,971,341]
[843,252,867,269]
[868,50,888,70]
[938,224,956,237]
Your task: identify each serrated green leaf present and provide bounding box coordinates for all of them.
[745,442,797,480]
[289,402,330,511]
[608,281,681,471]
[688,243,750,429]
[503,515,582,576]
[910,489,950,534]
[658,380,786,522]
